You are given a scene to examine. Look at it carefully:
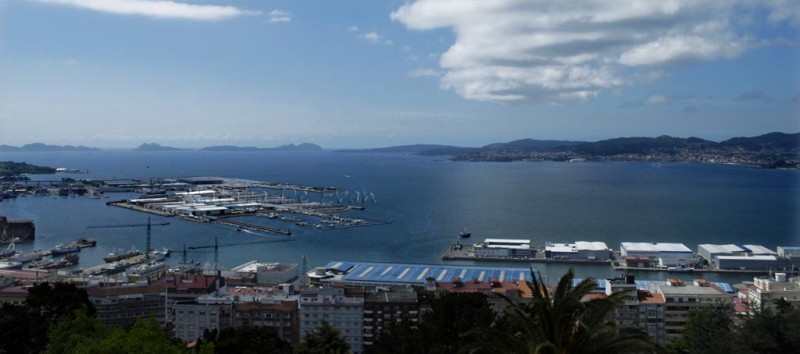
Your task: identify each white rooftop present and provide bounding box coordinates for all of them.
[716,255,778,261]
[575,241,609,251]
[699,244,746,254]
[483,238,531,245]
[546,243,576,253]
[743,245,776,255]
[621,242,692,253]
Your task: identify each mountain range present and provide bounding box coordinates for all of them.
[0,143,100,152]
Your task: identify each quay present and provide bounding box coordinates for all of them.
[83,254,147,276]
[443,239,800,276]
[216,217,291,236]
[441,243,611,265]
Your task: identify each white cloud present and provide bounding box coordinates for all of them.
[391,0,794,104]
[347,25,359,32]
[619,36,744,66]
[360,31,393,45]
[268,9,291,23]
[407,68,442,77]
[36,0,259,21]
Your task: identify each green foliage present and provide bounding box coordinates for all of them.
[43,309,107,354]
[44,316,183,354]
[0,303,46,354]
[461,269,660,354]
[738,301,800,354]
[213,325,292,354]
[367,318,423,354]
[421,292,496,353]
[26,282,96,322]
[94,318,183,354]
[669,300,800,354]
[0,161,56,177]
[368,292,496,353]
[295,321,351,354]
[0,282,96,354]
[667,305,740,354]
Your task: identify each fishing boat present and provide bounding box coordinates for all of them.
[126,261,168,280]
[459,229,471,238]
[8,250,46,263]
[75,238,97,248]
[148,247,171,261]
[51,242,81,256]
[41,254,79,269]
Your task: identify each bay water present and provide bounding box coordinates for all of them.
[1,150,797,284]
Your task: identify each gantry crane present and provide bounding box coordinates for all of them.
[87,217,170,259]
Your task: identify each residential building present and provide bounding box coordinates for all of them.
[747,273,800,312]
[300,286,365,354]
[651,279,731,341]
[86,283,167,327]
[363,286,420,347]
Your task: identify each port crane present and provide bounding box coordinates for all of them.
[186,236,294,270]
[86,217,170,259]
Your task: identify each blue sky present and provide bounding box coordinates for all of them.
[1,0,798,148]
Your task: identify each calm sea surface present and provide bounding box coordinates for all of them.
[1,150,798,284]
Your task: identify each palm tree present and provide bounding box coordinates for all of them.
[461,268,661,354]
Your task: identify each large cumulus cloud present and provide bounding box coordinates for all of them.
[391,0,797,104]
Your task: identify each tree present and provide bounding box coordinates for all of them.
[73,318,183,354]
[421,292,496,353]
[43,309,106,354]
[367,318,423,354]
[462,268,660,354]
[26,282,95,322]
[368,291,496,353]
[0,303,45,354]
[214,325,292,354]
[295,321,350,354]
[733,299,800,354]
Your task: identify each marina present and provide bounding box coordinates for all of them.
[98,176,392,235]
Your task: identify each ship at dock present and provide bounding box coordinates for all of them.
[103,248,141,263]
[51,242,81,256]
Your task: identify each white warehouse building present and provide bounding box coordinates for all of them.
[620,242,693,267]
[545,241,611,261]
[473,239,534,258]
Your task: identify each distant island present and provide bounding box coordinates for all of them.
[0,143,99,152]
[133,143,185,152]
[200,143,323,152]
[337,132,800,169]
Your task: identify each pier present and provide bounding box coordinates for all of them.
[216,218,291,235]
[441,243,612,265]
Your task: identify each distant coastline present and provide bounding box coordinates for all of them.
[336,132,800,169]
[3,133,798,168]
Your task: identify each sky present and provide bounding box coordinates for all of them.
[0,0,798,149]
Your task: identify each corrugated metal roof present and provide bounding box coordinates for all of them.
[323,261,536,285]
[621,242,691,253]
[712,282,735,293]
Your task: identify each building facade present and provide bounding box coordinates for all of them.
[299,286,365,354]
